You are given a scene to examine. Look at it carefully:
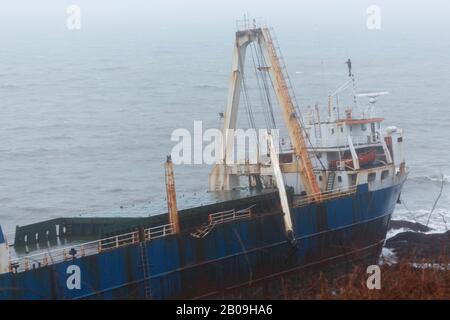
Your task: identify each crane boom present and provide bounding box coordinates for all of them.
[260,28,322,200]
[208,25,323,201]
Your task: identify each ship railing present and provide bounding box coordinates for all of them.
[8,222,179,273]
[293,185,358,207]
[98,231,139,251]
[144,223,174,241]
[309,135,379,149]
[235,17,266,31]
[350,135,377,146]
[208,205,255,225]
[9,231,140,273]
[9,238,100,273]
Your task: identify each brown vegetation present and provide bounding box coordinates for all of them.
[280,259,450,300]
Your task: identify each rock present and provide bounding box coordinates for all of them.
[388,220,432,233]
[385,230,450,260]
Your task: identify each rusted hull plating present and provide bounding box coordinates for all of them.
[0,183,403,300]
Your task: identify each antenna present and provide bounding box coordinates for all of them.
[345,59,352,77]
[355,91,389,117]
[355,91,389,100]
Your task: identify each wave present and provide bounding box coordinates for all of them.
[0,83,19,89]
[107,188,126,193]
[193,84,226,90]
[408,174,450,184]
[0,197,13,203]
[394,208,450,234]
[380,247,398,265]
[387,227,411,239]
[89,66,129,72]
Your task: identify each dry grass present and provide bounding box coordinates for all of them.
[281,258,450,300]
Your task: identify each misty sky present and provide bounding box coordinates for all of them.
[0,0,449,34]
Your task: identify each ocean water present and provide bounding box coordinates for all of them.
[0,2,449,235]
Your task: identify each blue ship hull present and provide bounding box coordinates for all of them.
[0,182,403,300]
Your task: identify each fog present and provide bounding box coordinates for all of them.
[0,0,449,33]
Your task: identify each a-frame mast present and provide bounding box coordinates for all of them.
[209,24,322,201]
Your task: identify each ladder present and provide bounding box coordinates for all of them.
[139,242,152,299]
[261,28,322,201]
[265,29,300,116]
[314,122,322,146]
[190,224,215,239]
[326,172,336,191]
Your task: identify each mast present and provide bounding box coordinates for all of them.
[165,156,180,234]
[209,24,322,201]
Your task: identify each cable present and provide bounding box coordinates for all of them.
[262,29,326,170]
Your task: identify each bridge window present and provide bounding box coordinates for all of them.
[318,175,323,181]
[337,176,342,183]
[331,128,335,134]
[368,172,376,182]
[340,127,344,133]
[381,170,389,180]
[361,124,367,131]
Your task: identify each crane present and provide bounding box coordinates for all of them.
[209,24,322,202]
[260,28,322,201]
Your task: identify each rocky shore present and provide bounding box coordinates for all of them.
[386,220,450,261]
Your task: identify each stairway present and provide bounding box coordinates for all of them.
[326,172,336,191]
[139,242,152,299]
[190,224,215,239]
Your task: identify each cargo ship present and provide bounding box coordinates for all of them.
[0,22,407,299]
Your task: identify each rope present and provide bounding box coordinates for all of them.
[249,42,272,130]
[237,47,256,131]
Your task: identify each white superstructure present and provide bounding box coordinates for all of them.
[208,20,408,202]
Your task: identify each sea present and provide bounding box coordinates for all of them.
[0,1,449,237]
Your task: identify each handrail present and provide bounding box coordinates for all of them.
[99,231,139,251]
[293,185,357,207]
[9,238,100,273]
[144,224,174,241]
[9,223,176,274]
[208,205,254,224]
